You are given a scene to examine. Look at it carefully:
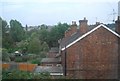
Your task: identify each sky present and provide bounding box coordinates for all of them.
[0,0,120,27]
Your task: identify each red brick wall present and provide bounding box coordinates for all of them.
[79,18,88,34]
[65,25,77,38]
[62,26,119,79]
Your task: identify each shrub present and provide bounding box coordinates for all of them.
[15,57,23,62]
[30,58,42,65]
[2,69,51,79]
[2,48,10,62]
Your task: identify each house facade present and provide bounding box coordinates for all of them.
[60,17,120,79]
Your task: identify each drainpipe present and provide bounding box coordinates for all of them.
[64,45,67,76]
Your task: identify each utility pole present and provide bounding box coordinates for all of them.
[112,9,117,22]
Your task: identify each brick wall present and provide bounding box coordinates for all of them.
[115,17,120,79]
[65,21,77,38]
[62,26,119,79]
[79,17,88,34]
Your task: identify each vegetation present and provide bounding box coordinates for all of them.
[2,69,51,79]
[1,17,70,63]
[2,48,10,62]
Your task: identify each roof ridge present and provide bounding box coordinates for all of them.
[61,24,120,51]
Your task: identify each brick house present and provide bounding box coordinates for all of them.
[60,17,120,79]
[41,47,61,67]
[41,58,61,66]
[46,47,59,58]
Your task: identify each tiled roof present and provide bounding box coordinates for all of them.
[60,24,120,51]
[34,66,63,73]
[41,58,61,63]
[60,25,95,49]
[49,47,59,53]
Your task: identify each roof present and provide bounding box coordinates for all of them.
[34,66,63,73]
[60,24,96,49]
[41,58,61,63]
[49,47,59,53]
[61,24,120,51]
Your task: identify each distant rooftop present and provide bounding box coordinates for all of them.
[41,58,61,63]
[49,47,59,53]
[34,66,63,73]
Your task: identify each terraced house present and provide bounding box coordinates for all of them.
[60,17,120,79]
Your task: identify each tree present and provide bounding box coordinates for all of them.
[48,22,70,47]
[42,42,49,52]
[28,37,42,54]
[40,24,48,29]
[2,48,10,62]
[1,18,8,36]
[38,28,49,42]
[16,39,29,54]
[10,20,25,42]
[1,17,14,52]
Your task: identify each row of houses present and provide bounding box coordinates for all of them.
[3,16,120,79]
[40,16,120,79]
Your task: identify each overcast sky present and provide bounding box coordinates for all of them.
[0,0,119,26]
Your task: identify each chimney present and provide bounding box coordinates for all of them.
[115,16,120,35]
[115,1,120,35]
[65,21,77,37]
[79,17,88,34]
[71,21,77,34]
[118,1,120,17]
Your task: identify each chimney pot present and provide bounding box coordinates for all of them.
[72,21,76,25]
[84,17,86,20]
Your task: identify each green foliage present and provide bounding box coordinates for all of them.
[9,53,15,61]
[16,40,29,54]
[1,17,70,57]
[14,57,23,62]
[40,24,48,29]
[48,22,70,47]
[10,20,25,42]
[33,72,51,79]
[30,58,42,65]
[42,42,49,52]
[38,28,49,42]
[1,17,8,36]
[2,48,10,62]
[1,18,14,51]
[2,69,51,79]
[28,37,42,54]
[2,69,33,79]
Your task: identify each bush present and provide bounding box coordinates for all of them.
[30,58,42,65]
[9,55,15,61]
[2,48,10,62]
[22,55,29,62]
[2,69,51,79]
[15,57,23,62]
